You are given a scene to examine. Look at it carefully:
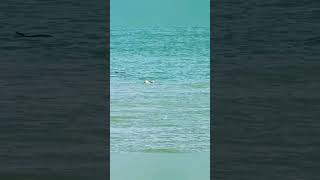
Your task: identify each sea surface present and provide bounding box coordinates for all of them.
[0,0,108,179]
[212,0,320,179]
[111,152,209,180]
[110,27,210,179]
[111,27,210,153]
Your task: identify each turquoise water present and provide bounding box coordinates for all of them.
[111,152,210,180]
[110,26,209,180]
[111,27,210,153]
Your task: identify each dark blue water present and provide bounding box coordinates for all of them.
[0,0,108,179]
[212,0,320,179]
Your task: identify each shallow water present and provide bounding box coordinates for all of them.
[111,27,210,153]
[111,152,210,180]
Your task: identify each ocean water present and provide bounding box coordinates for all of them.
[111,27,210,153]
[212,0,320,179]
[0,0,108,179]
[110,27,210,179]
[111,152,210,180]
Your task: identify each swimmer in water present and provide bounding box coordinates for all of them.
[144,80,154,84]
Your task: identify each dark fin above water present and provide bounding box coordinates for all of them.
[16,31,53,38]
[16,32,25,36]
